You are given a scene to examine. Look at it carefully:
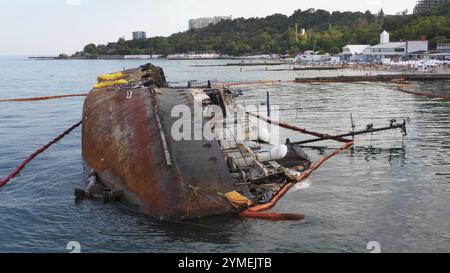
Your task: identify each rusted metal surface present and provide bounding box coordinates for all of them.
[81,64,358,222]
[82,66,236,220]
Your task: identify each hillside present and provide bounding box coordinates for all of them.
[77,6,450,57]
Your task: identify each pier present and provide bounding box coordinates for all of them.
[191,62,284,67]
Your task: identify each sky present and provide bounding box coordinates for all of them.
[0,0,418,56]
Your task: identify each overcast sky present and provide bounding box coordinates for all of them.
[0,0,417,55]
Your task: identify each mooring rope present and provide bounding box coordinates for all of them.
[0,121,83,188]
[0,93,88,103]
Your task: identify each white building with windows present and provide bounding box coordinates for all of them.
[363,31,428,61]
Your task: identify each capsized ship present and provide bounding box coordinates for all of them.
[81,63,313,220]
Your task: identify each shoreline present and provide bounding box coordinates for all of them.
[28,56,243,61]
[25,57,450,75]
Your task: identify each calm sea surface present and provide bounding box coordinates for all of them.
[0,57,449,253]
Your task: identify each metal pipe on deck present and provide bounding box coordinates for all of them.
[293,121,407,145]
[246,112,352,143]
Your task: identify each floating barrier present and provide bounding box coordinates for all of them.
[240,112,407,220]
[213,80,282,88]
[238,112,354,221]
[0,121,82,188]
[395,83,450,100]
[241,141,354,220]
[240,211,305,221]
[0,93,88,102]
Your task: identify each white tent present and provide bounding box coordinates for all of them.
[342,45,370,55]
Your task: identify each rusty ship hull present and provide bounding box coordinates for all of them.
[81,64,311,220]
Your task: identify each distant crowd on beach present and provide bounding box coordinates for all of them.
[348,60,450,73]
[299,59,450,73]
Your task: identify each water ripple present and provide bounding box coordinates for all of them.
[0,58,449,252]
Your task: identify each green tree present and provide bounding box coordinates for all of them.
[258,32,276,53]
[76,6,450,57]
[83,44,100,55]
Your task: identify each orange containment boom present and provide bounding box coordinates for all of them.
[239,113,355,221]
[240,211,305,221]
[0,93,88,102]
[0,121,83,188]
[240,138,354,221]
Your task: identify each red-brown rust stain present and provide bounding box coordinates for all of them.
[186,184,228,217]
[123,92,171,213]
[83,88,190,218]
[82,71,237,219]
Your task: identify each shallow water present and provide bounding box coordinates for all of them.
[0,57,449,253]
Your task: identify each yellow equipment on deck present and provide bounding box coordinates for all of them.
[97,72,124,82]
[224,191,254,209]
[93,79,129,89]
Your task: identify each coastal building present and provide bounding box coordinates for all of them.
[188,16,232,30]
[437,39,450,51]
[430,39,450,60]
[363,31,429,61]
[413,0,450,14]
[132,31,147,40]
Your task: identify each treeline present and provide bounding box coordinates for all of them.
[77,6,450,57]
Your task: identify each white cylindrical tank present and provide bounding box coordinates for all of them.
[232,144,289,168]
[255,144,289,163]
